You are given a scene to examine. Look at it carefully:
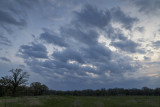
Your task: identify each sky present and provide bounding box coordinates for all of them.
[0,0,160,90]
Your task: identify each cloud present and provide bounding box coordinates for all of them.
[131,0,160,13]
[0,57,11,62]
[105,27,128,41]
[19,64,25,68]
[144,56,151,61]
[40,31,68,47]
[74,4,111,28]
[110,7,138,30]
[0,10,26,26]
[0,35,12,46]
[0,1,27,33]
[53,48,84,64]
[152,40,160,48]
[110,39,139,53]
[17,4,141,89]
[61,27,99,45]
[81,44,111,63]
[134,27,145,32]
[18,43,48,59]
[16,0,40,9]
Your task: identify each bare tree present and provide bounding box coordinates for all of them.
[0,69,29,96]
[9,69,29,96]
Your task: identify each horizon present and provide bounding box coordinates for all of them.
[0,0,160,90]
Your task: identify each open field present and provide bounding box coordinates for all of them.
[0,95,160,107]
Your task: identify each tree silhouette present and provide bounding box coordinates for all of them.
[30,82,48,96]
[0,69,29,96]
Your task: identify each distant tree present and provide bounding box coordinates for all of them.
[0,76,12,96]
[0,76,11,87]
[0,69,29,96]
[30,82,48,96]
[155,88,160,96]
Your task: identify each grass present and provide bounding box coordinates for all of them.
[0,95,160,107]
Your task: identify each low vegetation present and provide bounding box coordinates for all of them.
[0,95,160,107]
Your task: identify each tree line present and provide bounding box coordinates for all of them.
[1,68,160,97]
[49,87,160,96]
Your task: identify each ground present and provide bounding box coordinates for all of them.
[0,95,160,107]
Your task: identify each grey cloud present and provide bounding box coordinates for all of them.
[18,43,48,59]
[109,56,139,73]
[19,64,25,68]
[152,40,160,48]
[0,35,12,46]
[0,1,27,33]
[145,61,160,66]
[74,4,111,28]
[111,7,138,30]
[136,49,146,54]
[144,56,151,61]
[17,4,141,89]
[24,52,140,90]
[21,43,140,90]
[16,0,40,9]
[134,27,145,32]
[40,31,68,47]
[61,2,138,31]
[81,44,111,63]
[131,0,160,13]
[105,27,128,41]
[0,10,26,26]
[26,39,138,78]
[110,40,139,53]
[53,48,84,63]
[61,27,99,45]
[0,57,11,62]
[16,0,77,20]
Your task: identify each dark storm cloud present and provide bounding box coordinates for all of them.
[110,7,138,30]
[131,0,160,13]
[110,39,139,53]
[40,31,68,47]
[18,43,48,59]
[74,4,111,28]
[0,57,11,62]
[0,35,12,46]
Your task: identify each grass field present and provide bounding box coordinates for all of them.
[0,95,160,107]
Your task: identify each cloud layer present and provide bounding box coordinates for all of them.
[17,5,142,89]
[0,0,160,90]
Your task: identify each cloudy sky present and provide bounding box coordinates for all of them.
[0,0,160,90]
